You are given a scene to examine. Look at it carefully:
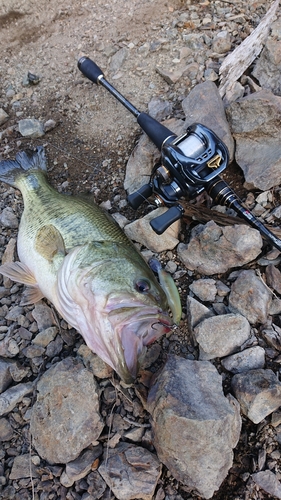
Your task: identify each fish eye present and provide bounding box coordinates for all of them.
[134,279,151,294]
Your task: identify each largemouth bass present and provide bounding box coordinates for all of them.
[0,147,181,383]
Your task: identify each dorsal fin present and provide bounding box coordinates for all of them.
[35,224,66,261]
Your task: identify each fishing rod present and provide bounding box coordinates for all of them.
[78,56,281,252]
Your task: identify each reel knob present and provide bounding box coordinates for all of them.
[150,205,184,235]
[127,183,153,209]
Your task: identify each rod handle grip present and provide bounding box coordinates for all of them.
[137,113,176,151]
[78,57,103,84]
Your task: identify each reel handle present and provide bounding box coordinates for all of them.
[150,205,184,235]
[78,57,103,84]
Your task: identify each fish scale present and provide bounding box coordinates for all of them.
[18,172,129,249]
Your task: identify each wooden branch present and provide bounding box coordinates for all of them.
[181,200,281,240]
[219,0,280,98]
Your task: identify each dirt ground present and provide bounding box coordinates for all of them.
[0,0,278,499]
[1,0,188,198]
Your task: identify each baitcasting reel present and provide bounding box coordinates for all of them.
[78,56,281,252]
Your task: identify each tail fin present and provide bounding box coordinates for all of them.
[0,146,47,188]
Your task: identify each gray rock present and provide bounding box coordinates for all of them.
[224,81,244,104]
[124,118,185,195]
[21,344,45,358]
[231,369,281,424]
[186,296,214,330]
[272,205,281,219]
[30,358,103,464]
[265,264,281,295]
[0,108,9,126]
[269,298,281,316]
[109,47,128,74]
[124,426,145,442]
[124,208,180,252]
[85,470,107,499]
[271,411,281,428]
[0,382,33,416]
[156,66,186,85]
[60,446,102,487]
[261,324,281,351]
[212,31,232,54]
[5,305,24,321]
[124,132,160,195]
[156,64,193,84]
[221,346,265,373]
[189,278,217,302]
[252,470,281,499]
[31,302,56,330]
[252,39,281,96]
[77,344,113,379]
[226,90,281,190]
[18,118,45,138]
[193,313,251,360]
[111,212,129,229]
[147,97,173,121]
[228,270,272,324]
[45,335,63,358]
[147,356,241,499]
[32,326,58,347]
[0,417,14,441]
[182,80,234,162]
[216,280,230,297]
[1,237,16,288]
[178,221,262,275]
[103,44,118,57]
[0,358,14,393]
[271,18,281,38]
[0,337,20,357]
[212,303,228,315]
[9,454,39,480]
[18,326,33,340]
[165,260,177,274]
[182,33,205,50]
[0,207,18,229]
[183,61,199,81]
[99,442,161,500]
[8,361,30,383]
[204,68,219,81]
[43,119,57,132]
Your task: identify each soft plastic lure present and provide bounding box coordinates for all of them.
[149,258,182,325]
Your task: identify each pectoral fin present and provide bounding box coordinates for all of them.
[35,224,66,261]
[21,286,45,305]
[0,261,45,305]
[0,261,37,285]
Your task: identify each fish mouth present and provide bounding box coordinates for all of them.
[107,303,172,384]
